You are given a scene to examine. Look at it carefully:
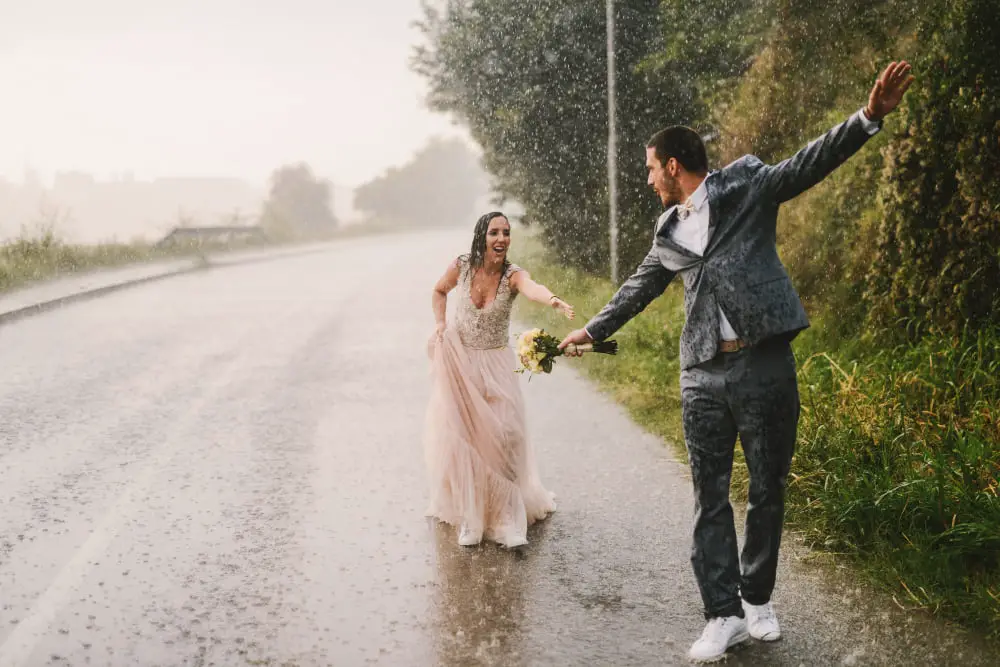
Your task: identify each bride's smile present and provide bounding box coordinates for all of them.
[486,224,510,263]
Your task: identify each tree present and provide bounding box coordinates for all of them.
[864,0,1000,336]
[413,0,770,277]
[260,163,337,239]
[353,137,489,227]
[699,0,922,320]
[414,0,675,275]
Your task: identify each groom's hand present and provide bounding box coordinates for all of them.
[865,60,915,122]
[559,328,594,357]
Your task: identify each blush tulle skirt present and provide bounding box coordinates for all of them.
[423,329,556,546]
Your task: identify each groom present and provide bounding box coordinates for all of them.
[560,61,914,662]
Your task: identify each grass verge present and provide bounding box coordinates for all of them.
[513,235,687,449]
[0,222,396,294]
[0,233,190,293]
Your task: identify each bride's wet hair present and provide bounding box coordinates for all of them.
[467,211,511,274]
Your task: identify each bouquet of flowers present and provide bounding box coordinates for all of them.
[515,328,617,375]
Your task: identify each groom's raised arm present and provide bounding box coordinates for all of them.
[751,108,881,204]
[584,249,676,342]
[753,60,914,204]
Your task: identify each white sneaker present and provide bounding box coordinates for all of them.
[688,615,749,662]
[501,535,528,549]
[743,600,781,641]
[457,523,482,547]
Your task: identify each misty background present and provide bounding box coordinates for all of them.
[0,0,495,243]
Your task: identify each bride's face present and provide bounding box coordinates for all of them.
[485,217,511,262]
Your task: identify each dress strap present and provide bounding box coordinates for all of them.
[456,254,471,280]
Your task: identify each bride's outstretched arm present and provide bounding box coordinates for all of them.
[432,259,461,338]
[510,270,575,320]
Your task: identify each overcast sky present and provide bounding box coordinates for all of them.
[0,0,468,189]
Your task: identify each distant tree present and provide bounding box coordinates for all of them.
[260,163,337,239]
[353,137,490,228]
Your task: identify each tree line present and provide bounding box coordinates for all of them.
[413,0,999,338]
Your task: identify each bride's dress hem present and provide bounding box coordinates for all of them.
[424,506,555,549]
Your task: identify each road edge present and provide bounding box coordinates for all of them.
[0,242,340,326]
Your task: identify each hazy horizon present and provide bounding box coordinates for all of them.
[0,1,484,242]
[1,0,468,190]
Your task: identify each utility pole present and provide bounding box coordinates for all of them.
[606,0,619,284]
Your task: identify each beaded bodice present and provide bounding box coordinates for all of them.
[455,256,521,350]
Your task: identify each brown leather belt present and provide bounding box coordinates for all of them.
[719,338,749,353]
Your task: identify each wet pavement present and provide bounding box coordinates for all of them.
[1,229,997,666]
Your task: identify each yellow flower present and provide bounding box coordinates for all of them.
[516,328,551,374]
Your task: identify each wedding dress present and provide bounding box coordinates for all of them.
[423,255,556,547]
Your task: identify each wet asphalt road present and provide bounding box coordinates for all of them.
[1,230,997,666]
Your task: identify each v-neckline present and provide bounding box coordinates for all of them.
[469,267,504,311]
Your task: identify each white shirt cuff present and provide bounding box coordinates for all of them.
[583,326,595,341]
[857,107,881,136]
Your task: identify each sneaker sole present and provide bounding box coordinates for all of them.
[689,631,751,663]
[501,539,528,549]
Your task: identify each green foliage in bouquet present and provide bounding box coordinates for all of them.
[516,328,618,376]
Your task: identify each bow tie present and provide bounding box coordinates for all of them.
[677,199,696,220]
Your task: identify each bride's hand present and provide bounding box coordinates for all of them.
[427,323,446,359]
[550,297,575,320]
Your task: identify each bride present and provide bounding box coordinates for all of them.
[424,211,574,547]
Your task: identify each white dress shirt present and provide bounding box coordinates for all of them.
[662,179,741,340]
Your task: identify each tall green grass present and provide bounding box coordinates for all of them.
[0,231,162,292]
[792,324,1000,632]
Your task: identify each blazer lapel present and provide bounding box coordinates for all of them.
[703,173,720,250]
[655,207,701,265]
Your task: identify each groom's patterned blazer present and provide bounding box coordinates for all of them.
[586,110,881,370]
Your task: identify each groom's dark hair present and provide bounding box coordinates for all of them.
[647,126,708,174]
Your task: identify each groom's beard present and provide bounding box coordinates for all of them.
[661,174,683,208]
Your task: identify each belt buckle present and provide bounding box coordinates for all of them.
[720,339,746,353]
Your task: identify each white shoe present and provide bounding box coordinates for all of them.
[688,615,749,663]
[501,535,528,549]
[743,600,781,641]
[457,523,482,547]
